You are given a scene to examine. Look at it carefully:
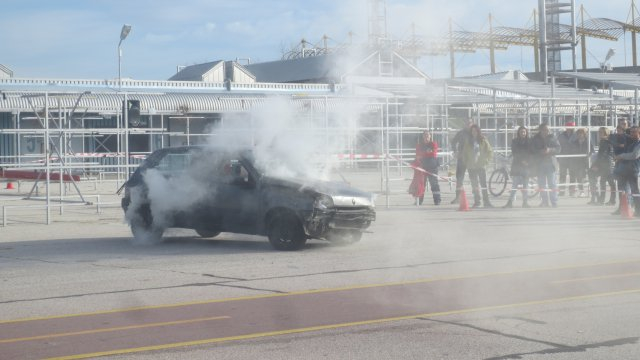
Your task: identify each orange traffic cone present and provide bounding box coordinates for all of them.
[620,192,633,219]
[458,189,470,212]
[6,182,15,190]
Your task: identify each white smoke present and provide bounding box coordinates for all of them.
[207,96,366,180]
[144,167,210,226]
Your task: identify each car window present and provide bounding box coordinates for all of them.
[156,153,192,174]
[219,158,252,184]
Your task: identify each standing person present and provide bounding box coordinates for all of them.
[449,119,473,204]
[531,123,562,208]
[570,128,592,197]
[462,124,493,208]
[611,124,630,214]
[409,131,441,205]
[418,131,441,205]
[614,126,640,216]
[557,121,576,196]
[588,127,616,205]
[503,126,531,208]
[611,119,630,154]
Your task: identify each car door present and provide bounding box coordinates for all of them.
[214,157,259,235]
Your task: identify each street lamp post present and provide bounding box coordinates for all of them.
[117,24,132,186]
[118,24,132,90]
[600,48,616,74]
[599,48,616,90]
[598,48,616,126]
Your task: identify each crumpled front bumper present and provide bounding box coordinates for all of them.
[303,207,376,238]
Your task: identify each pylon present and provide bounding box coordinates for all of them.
[458,189,470,211]
[620,192,633,219]
[5,182,14,190]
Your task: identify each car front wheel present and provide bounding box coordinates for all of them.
[267,213,307,251]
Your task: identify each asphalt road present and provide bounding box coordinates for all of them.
[1,187,640,359]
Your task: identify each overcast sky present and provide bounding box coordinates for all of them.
[0,0,634,80]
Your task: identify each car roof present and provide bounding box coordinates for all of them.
[152,145,252,156]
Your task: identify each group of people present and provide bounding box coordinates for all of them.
[409,120,494,208]
[409,117,640,215]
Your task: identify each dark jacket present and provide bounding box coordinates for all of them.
[616,138,640,178]
[611,133,630,155]
[509,137,531,177]
[557,131,575,165]
[592,138,614,175]
[569,137,593,172]
[531,132,561,173]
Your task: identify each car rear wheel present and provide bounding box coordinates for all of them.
[195,229,221,238]
[328,230,363,245]
[267,213,307,251]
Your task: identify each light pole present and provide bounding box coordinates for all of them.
[600,48,616,74]
[118,24,132,90]
[599,48,615,90]
[117,24,132,185]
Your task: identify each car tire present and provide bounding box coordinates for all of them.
[195,229,221,238]
[267,212,307,251]
[130,208,164,244]
[328,230,363,245]
[130,221,164,244]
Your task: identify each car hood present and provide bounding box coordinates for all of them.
[262,176,375,207]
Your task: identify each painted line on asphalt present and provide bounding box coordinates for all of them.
[551,272,640,284]
[45,288,640,360]
[0,316,230,344]
[2,258,639,325]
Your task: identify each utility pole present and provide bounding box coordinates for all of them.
[581,5,587,69]
[534,8,540,73]
[449,18,455,79]
[489,13,496,74]
[632,0,638,66]
[538,0,548,83]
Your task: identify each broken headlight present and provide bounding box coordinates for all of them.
[314,194,334,210]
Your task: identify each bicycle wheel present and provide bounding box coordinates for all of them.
[489,168,509,197]
[526,178,540,199]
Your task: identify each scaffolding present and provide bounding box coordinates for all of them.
[1,75,639,223]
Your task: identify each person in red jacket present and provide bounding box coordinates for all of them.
[409,131,441,205]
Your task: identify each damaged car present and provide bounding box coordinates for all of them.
[119,146,376,250]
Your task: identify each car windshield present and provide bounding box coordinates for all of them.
[251,158,305,178]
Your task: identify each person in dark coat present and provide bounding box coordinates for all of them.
[531,123,561,207]
[557,121,576,196]
[614,126,640,216]
[611,122,630,156]
[570,128,592,197]
[611,124,630,214]
[503,126,531,208]
[449,119,473,204]
[587,127,616,205]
